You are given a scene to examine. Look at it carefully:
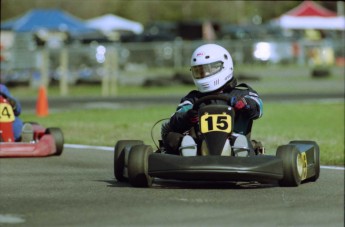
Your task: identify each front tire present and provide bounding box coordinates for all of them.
[46,127,64,156]
[290,140,320,182]
[128,144,153,187]
[276,145,305,187]
[114,140,143,182]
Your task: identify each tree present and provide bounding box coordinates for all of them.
[1,0,339,26]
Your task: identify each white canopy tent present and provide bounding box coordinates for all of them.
[86,14,144,34]
[273,1,345,30]
[279,15,345,30]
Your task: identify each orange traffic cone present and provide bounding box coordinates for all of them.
[36,86,49,117]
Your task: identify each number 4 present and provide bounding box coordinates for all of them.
[1,106,12,119]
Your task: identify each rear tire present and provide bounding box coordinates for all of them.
[46,128,64,156]
[114,140,143,182]
[128,144,153,187]
[276,145,304,187]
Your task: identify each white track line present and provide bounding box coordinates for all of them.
[65,143,113,151]
[320,166,345,170]
[64,144,345,171]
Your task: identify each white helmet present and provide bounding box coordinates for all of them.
[190,44,234,93]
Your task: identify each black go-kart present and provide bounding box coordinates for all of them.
[114,95,320,188]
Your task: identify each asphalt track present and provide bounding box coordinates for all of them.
[0,145,344,227]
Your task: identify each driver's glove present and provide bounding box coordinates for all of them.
[186,109,199,124]
[230,96,249,111]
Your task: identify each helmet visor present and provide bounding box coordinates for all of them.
[191,61,224,79]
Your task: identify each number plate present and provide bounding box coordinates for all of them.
[200,113,231,133]
[0,102,15,122]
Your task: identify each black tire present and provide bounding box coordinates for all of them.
[311,68,330,78]
[26,122,39,126]
[46,127,64,156]
[114,140,143,182]
[276,144,305,187]
[290,140,320,182]
[128,144,153,187]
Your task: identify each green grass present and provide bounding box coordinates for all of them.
[21,101,344,166]
[251,101,344,166]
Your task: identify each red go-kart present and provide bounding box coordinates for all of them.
[0,96,64,157]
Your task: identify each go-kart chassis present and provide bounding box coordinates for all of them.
[0,124,63,158]
[0,134,57,157]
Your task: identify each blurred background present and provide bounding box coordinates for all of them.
[0,0,344,95]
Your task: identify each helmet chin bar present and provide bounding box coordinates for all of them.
[196,76,230,93]
[194,71,235,93]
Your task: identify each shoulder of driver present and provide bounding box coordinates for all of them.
[232,83,259,97]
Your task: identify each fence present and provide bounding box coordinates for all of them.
[1,36,344,90]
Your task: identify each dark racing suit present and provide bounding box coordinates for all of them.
[161,80,263,154]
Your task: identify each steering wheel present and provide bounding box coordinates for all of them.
[192,95,231,110]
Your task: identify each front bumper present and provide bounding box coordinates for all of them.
[148,154,283,182]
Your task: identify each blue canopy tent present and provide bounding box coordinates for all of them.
[0,9,105,88]
[0,9,97,37]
